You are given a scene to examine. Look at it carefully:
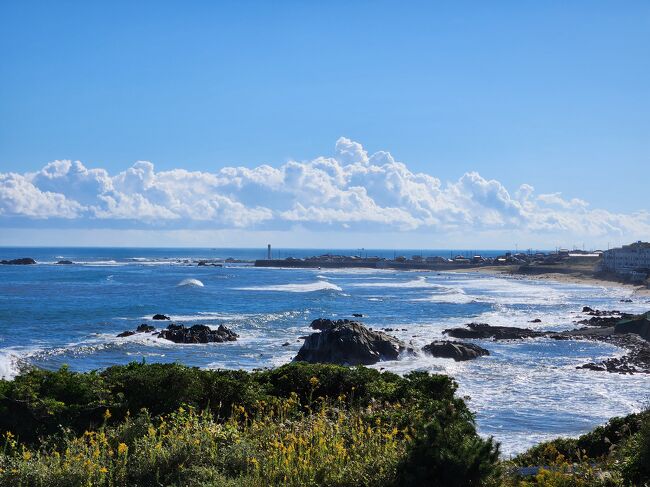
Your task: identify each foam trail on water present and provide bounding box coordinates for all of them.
[235,281,342,293]
[177,278,205,287]
[350,276,445,289]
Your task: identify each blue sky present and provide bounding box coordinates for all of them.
[0,1,648,248]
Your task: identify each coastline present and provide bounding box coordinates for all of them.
[450,265,650,298]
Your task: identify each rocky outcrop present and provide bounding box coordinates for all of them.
[577,333,650,374]
[576,308,636,328]
[422,341,490,361]
[295,320,405,365]
[152,314,170,320]
[1,258,36,265]
[56,260,74,265]
[116,323,156,338]
[158,324,238,344]
[443,323,545,340]
[117,322,238,344]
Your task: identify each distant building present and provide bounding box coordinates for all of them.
[602,241,650,273]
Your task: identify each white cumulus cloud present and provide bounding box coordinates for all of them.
[0,137,648,242]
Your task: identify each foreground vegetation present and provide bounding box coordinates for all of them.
[503,408,650,486]
[0,362,647,486]
[0,362,498,486]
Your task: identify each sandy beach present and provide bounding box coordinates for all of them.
[452,265,650,298]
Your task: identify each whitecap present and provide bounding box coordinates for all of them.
[177,278,205,287]
[77,260,121,266]
[235,280,342,293]
[350,276,445,289]
[412,290,481,304]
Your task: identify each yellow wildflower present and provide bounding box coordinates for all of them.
[117,443,128,455]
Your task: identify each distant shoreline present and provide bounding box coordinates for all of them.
[452,265,650,297]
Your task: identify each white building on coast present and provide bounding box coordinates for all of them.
[602,241,650,273]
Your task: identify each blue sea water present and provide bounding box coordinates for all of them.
[1,247,649,456]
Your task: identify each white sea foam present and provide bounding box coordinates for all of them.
[350,276,443,289]
[234,281,342,292]
[411,289,481,304]
[77,260,120,266]
[177,278,205,287]
[0,351,20,380]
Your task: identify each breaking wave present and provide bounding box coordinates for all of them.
[351,276,445,289]
[235,280,342,293]
[177,278,205,287]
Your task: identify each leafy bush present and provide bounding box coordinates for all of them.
[0,363,500,486]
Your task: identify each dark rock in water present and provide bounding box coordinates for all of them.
[576,309,636,327]
[422,341,490,361]
[582,306,595,313]
[158,323,238,344]
[577,363,607,372]
[443,322,545,340]
[152,314,171,320]
[1,258,36,265]
[281,342,290,347]
[352,313,363,317]
[56,260,73,265]
[620,299,633,303]
[529,318,542,323]
[117,323,156,338]
[577,316,621,327]
[295,320,405,365]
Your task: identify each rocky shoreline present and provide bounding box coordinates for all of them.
[115,308,650,373]
[293,308,650,373]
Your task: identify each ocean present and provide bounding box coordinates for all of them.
[1,247,649,456]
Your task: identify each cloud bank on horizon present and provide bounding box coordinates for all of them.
[1,138,648,243]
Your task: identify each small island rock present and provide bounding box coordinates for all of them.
[158,323,238,344]
[1,258,36,265]
[295,320,405,365]
[422,340,490,361]
[443,323,545,340]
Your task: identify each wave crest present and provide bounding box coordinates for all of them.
[177,278,205,287]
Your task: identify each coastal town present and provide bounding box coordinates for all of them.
[254,241,650,286]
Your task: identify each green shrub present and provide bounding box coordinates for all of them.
[0,362,501,486]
